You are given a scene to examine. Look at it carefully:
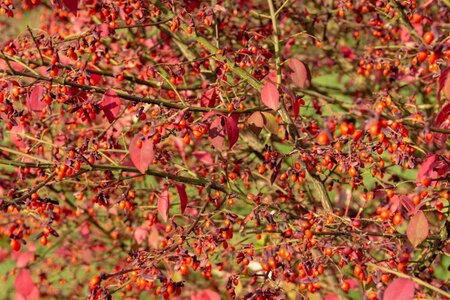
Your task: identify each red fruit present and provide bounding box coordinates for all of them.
[417,51,428,62]
[423,32,434,45]
[341,280,350,292]
[10,239,21,251]
[317,131,330,145]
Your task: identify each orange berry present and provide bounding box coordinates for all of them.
[317,131,330,145]
[417,51,428,62]
[341,280,350,292]
[423,31,434,45]
[10,239,21,251]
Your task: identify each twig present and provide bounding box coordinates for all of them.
[367,263,450,298]
[27,26,44,64]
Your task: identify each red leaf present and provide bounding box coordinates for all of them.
[225,115,239,149]
[62,0,78,15]
[417,154,438,186]
[433,102,450,148]
[383,278,415,300]
[14,269,35,298]
[26,85,46,113]
[192,151,214,165]
[247,111,264,135]
[158,187,170,222]
[288,58,311,89]
[437,67,450,104]
[201,88,217,107]
[261,81,280,111]
[176,184,188,214]
[101,90,121,123]
[129,134,154,174]
[292,98,302,119]
[406,211,429,248]
[208,117,225,150]
[416,155,450,187]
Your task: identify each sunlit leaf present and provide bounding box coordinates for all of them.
[261,81,279,111]
[406,211,429,247]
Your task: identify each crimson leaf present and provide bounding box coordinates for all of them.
[176,183,188,214]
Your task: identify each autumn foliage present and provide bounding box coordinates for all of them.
[0,0,449,299]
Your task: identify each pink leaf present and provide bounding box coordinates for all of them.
[133,227,148,245]
[192,289,221,300]
[129,134,154,174]
[323,295,339,300]
[62,0,78,15]
[288,58,311,89]
[148,226,160,248]
[248,111,264,128]
[176,184,188,214]
[406,211,429,248]
[261,81,279,110]
[383,278,415,300]
[26,85,46,113]
[208,117,225,150]
[10,125,26,149]
[101,90,121,123]
[14,269,35,298]
[192,151,214,165]
[225,115,239,148]
[158,187,170,222]
[15,252,34,268]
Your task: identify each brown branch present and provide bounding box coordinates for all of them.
[0,158,228,194]
[0,65,267,114]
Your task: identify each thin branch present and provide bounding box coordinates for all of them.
[367,263,450,298]
[27,26,44,64]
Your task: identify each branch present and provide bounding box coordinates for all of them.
[367,263,450,298]
[0,159,228,194]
